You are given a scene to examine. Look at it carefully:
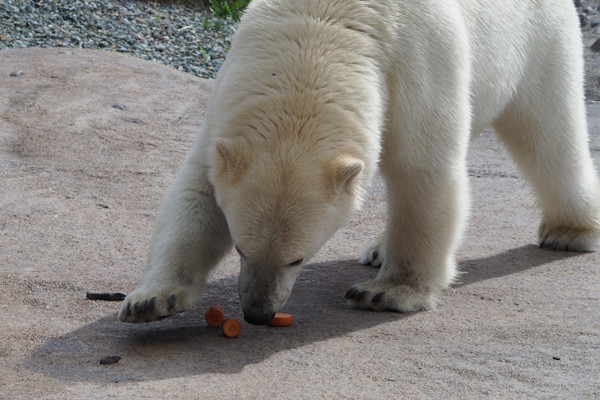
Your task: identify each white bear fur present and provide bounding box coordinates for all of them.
[119,0,600,323]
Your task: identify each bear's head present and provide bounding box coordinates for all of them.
[210,135,367,325]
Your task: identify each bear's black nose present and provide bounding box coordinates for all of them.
[243,311,276,325]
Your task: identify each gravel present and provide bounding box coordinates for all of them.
[2,0,600,94]
[0,0,238,79]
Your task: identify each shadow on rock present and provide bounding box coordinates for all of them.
[25,244,582,383]
[24,260,402,383]
[456,244,586,287]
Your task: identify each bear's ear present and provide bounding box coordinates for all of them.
[214,138,248,182]
[331,155,364,192]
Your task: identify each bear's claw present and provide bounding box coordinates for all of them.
[345,287,369,301]
[371,291,386,303]
[134,297,156,315]
[346,287,387,305]
[167,293,177,311]
[345,284,387,310]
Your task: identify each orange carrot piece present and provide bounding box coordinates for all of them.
[204,306,225,327]
[221,318,242,338]
[269,312,293,327]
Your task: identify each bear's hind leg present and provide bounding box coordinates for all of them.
[119,150,232,322]
[493,94,600,252]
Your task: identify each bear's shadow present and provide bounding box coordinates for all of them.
[24,244,581,383]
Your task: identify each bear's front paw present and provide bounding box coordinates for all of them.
[345,279,438,312]
[118,286,192,323]
[358,234,385,267]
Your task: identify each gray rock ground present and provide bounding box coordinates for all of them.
[1,48,599,399]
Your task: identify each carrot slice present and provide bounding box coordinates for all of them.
[269,312,292,327]
[221,318,242,338]
[204,306,225,327]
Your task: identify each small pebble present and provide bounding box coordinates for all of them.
[10,70,23,77]
[100,356,121,365]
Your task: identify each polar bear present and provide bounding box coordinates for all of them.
[119,0,600,325]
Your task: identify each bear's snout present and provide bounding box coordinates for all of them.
[238,260,299,325]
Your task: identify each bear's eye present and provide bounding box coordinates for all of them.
[288,258,303,267]
[235,246,245,258]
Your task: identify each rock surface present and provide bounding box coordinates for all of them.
[1,47,599,399]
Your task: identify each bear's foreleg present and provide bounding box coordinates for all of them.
[119,154,232,322]
[349,56,472,311]
[348,162,469,311]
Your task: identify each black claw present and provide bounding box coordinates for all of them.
[135,297,155,314]
[346,287,369,301]
[540,233,551,248]
[345,287,359,299]
[167,293,177,311]
[371,292,385,303]
[355,290,368,301]
[126,302,132,317]
[371,251,378,261]
[134,301,145,314]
